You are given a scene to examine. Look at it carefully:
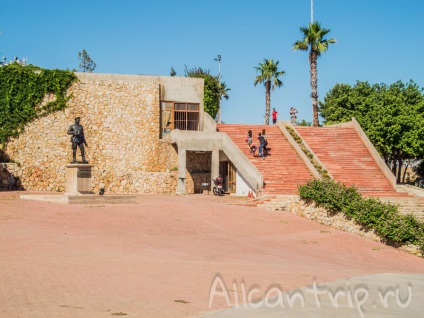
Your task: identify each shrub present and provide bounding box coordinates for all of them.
[298,179,424,255]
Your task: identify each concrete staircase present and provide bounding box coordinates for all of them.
[294,126,406,197]
[256,194,295,210]
[379,197,424,222]
[218,123,424,223]
[217,124,313,194]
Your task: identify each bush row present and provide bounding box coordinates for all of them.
[298,179,424,255]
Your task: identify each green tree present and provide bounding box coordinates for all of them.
[413,160,424,177]
[320,80,424,182]
[184,66,221,120]
[293,21,336,127]
[170,67,177,76]
[297,119,312,126]
[78,49,96,73]
[254,58,285,125]
[216,81,231,124]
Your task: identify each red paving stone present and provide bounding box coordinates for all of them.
[0,191,423,318]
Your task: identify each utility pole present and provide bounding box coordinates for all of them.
[214,54,222,124]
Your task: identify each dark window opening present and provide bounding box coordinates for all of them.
[161,102,200,138]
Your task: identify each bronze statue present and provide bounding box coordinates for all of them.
[67,117,88,163]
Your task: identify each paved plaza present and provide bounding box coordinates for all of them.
[0,192,423,317]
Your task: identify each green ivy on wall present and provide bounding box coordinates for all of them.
[0,63,77,146]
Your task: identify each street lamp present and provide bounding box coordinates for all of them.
[214,55,222,124]
[214,54,221,77]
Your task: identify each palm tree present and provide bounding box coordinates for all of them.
[293,21,336,127]
[254,58,285,125]
[217,81,231,124]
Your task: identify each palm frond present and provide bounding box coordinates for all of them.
[292,40,309,51]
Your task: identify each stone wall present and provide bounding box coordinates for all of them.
[185,151,211,194]
[2,73,204,194]
[278,196,421,256]
[0,163,22,190]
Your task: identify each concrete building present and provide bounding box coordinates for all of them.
[1,72,261,196]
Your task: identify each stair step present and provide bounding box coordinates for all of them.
[219,124,413,199]
[218,124,313,194]
[295,126,404,197]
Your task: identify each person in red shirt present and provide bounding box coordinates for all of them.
[272,108,279,124]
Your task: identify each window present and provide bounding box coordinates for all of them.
[161,102,173,137]
[174,103,199,131]
[161,102,200,137]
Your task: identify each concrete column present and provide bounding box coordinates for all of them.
[65,164,94,195]
[211,150,219,187]
[177,148,186,194]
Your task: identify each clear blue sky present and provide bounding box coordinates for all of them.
[1,0,423,124]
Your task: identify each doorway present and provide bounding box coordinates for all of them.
[219,161,236,193]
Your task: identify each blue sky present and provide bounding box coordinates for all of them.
[1,0,423,124]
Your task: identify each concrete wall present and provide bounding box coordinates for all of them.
[2,72,204,194]
[236,171,256,197]
[203,112,217,132]
[171,130,263,194]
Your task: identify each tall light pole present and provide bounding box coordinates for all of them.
[214,54,222,124]
[311,0,314,23]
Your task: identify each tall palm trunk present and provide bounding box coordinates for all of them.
[265,80,271,125]
[309,49,319,126]
[254,58,284,124]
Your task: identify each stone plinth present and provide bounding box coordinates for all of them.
[65,164,94,194]
[20,193,137,204]
[20,163,137,204]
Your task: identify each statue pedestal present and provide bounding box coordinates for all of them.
[20,163,137,204]
[65,164,94,195]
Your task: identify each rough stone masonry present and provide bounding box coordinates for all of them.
[1,73,207,194]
